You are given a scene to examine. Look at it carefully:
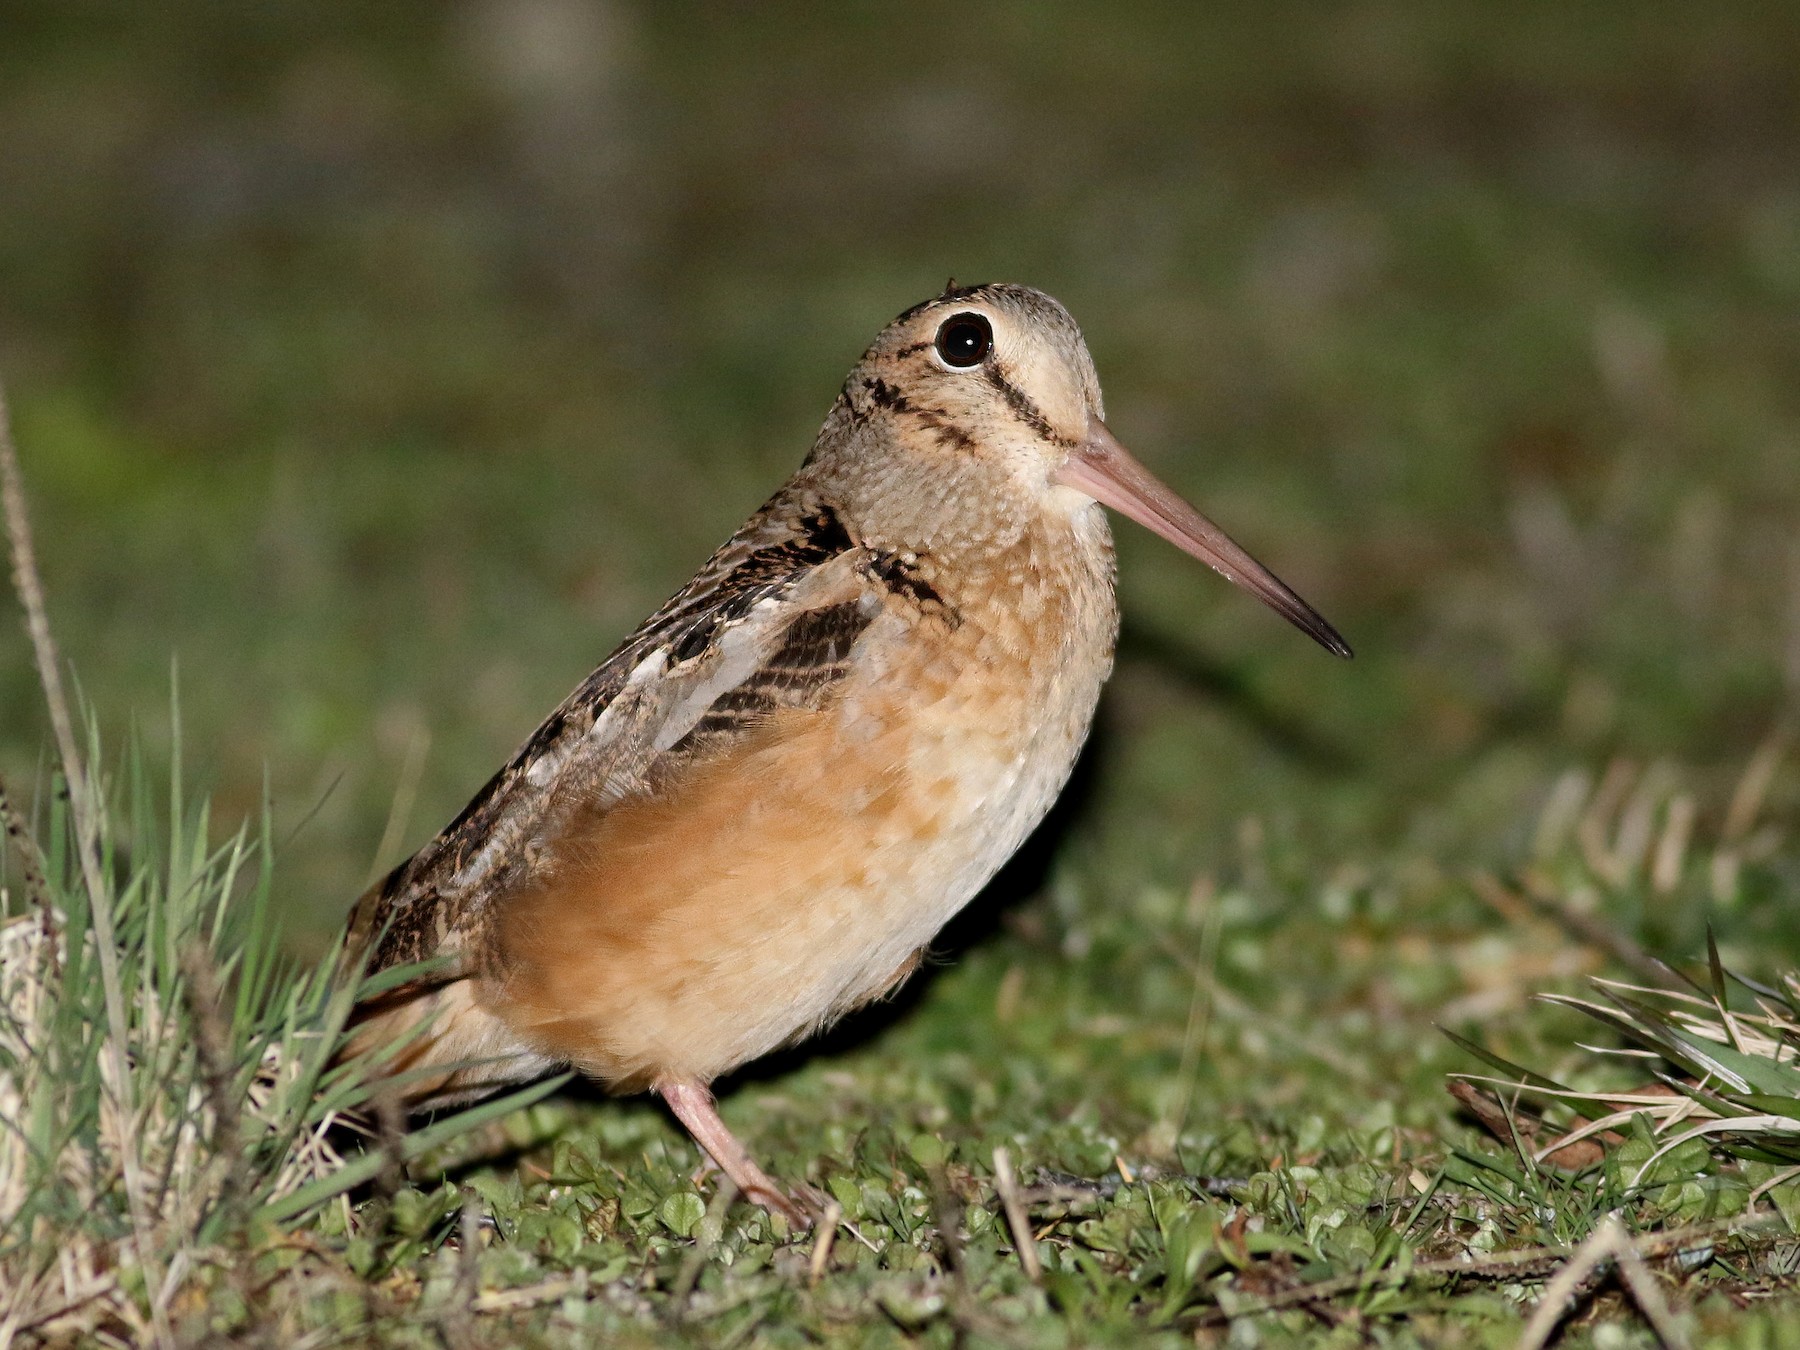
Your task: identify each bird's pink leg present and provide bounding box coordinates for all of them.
[656,1078,811,1228]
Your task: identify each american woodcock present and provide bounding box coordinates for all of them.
[344,283,1350,1224]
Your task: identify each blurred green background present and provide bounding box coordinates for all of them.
[2,0,1797,953]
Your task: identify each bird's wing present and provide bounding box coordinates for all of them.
[349,492,883,976]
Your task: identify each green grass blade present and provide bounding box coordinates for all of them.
[258,1072,574,1225]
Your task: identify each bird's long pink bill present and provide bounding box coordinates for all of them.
[1055,420,1352,659]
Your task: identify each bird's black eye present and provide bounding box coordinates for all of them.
[933,312,992,368]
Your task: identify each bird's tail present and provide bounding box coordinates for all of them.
[339,975,555,1114]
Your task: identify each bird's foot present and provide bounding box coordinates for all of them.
[657,1077,817,1230]
[690,1153,817,1230]
[731,1175,819,1231]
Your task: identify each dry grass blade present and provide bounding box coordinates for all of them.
[365,723,431,890]
[1456,745,1800,1180]
[0,378,173,1347]
[0,379,506,1342]
[1457,955,1800,1174]
[993,1146,1041,1284]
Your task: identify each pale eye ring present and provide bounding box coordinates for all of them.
[933,312,992,369]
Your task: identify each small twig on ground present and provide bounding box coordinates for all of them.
[992,1147,1041,1284]
[1613,1229,1687,1350]
[1020,1167,1239,1210]
[826,1206,882,1255]
[1516,1213,1688,1350]
[1195,1209,1771,1328]
[456,1188,483,1311]
[0,375,172,1347]
[9,1281,117,1341]
[807,1200,842,1287]
[472,1276,584,1314]
[1513,1220,1627,1350]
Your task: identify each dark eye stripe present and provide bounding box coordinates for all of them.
[982,364,1073,447]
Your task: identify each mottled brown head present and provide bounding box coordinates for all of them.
[806,283,1350,657]
[874,282,1104,448]
[809,284,1099,527]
